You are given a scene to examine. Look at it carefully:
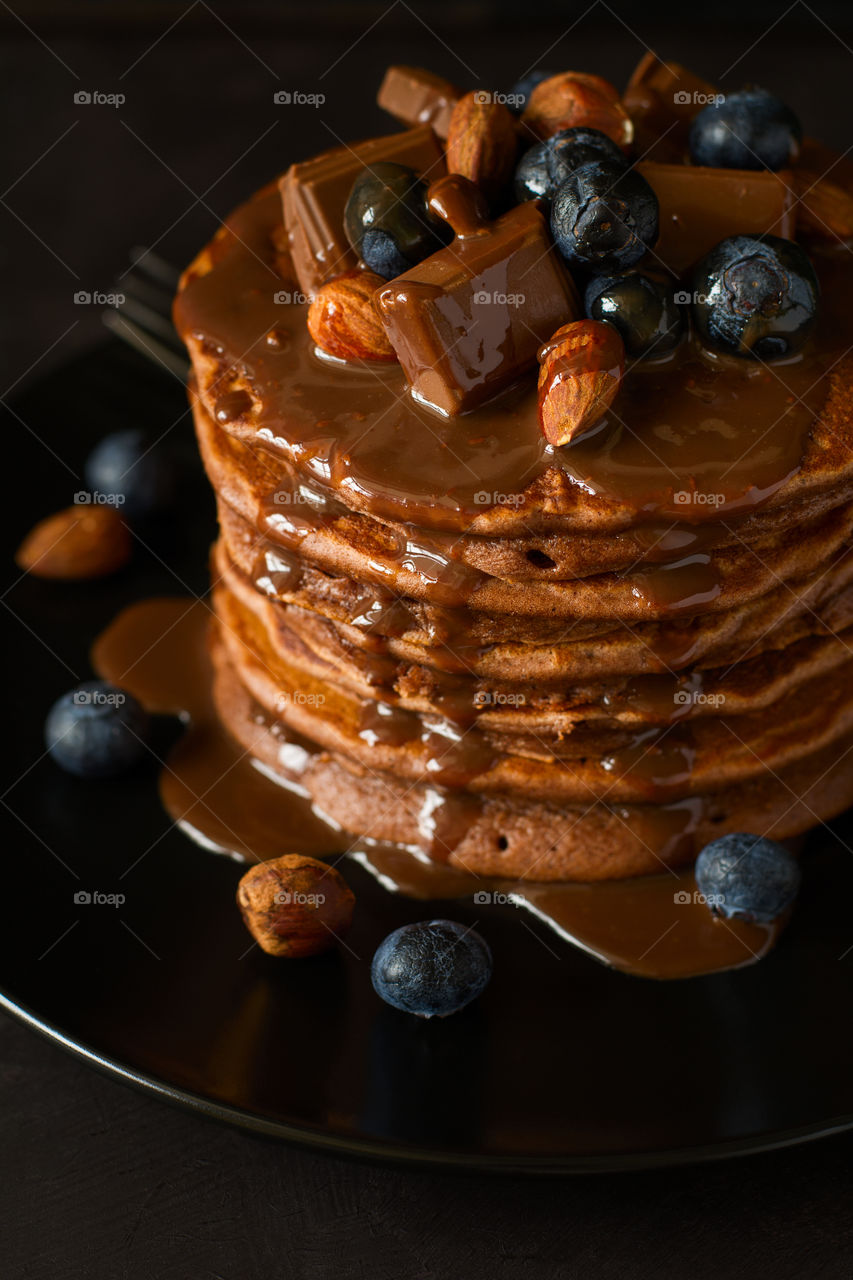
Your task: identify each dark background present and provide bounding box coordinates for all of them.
[2,2,853,1276]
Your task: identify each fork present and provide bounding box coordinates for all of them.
[102,246,190,381]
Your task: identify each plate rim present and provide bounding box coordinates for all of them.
[6,341,853,1176]
[3,985,852,1176]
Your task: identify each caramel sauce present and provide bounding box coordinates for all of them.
[163,168,846,978]
[92,597,783,980]
[174,188,844,537]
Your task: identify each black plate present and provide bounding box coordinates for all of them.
[3,341,853,1173]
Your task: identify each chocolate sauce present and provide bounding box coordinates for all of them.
[601,725,697,799]
[356,699,497,785]
[173,187,846,536]
[92,597,785,980]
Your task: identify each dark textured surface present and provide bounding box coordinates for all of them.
[3,4,853,1275]
[1,1012,852,1279]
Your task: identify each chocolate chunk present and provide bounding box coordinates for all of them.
[280,125,445,299]
[637,161,796,275]
[624,52,720,162]
[377,65,461,140]
[377,192,580,417]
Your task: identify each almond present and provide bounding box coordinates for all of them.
[794,170,853,241]
[16,505,132,579]
[521,72,634,149]
[537,320,625,446]
[445,91,519,199]
[307,269,398,362]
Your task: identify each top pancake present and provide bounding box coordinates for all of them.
[174,178,853,552]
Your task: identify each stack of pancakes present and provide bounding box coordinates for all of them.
[174,171,853,882]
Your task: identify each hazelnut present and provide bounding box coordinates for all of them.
[237,854,355,958]
[521,72,633,149]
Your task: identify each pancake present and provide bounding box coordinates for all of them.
[194,389,853,621]
[174,130,853,881]
[210,631,853,881]
[211,567,853,808]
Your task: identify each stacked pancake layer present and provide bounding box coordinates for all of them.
[175,182,853,881]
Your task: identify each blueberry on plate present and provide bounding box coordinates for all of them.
[344,162,448,280]
[507,68,557,113]
[692,234,819,359]
[514,127,628,205]
[585,271,684,357]
[689,87,801,171]
[84,428,175,522]
[45,681,149,779]
[550,160,659,272]
[695,833,801,924]
[370,919,492,1018]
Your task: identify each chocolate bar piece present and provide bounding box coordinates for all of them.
[624,52,720,162]
[377,181,580,417]
[377,65,461,140]
[638,161,797,275]
[280,125,445,298]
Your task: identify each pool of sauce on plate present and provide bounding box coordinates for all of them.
[92,597,782,980]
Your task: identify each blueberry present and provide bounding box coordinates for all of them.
[45,681,149,779]
[514,127,628,206]
[550,160,659,272]
[689,88,801,171]
[370,919,492,1018]
[84,429,175,522]
[344,162,448,280]
[692,234,819,359]
[695,833,801,924]
[360,228,412,279]
[507,68,557,114]
[585,271,684,357]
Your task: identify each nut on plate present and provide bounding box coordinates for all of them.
[16,504,132,579]
[794,170,853,241]
[307,270,398,362]
[237,854,355,958]
[537,319,625,447]
[445,91,519,199]
[521,72,633,149]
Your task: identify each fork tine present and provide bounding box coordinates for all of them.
[129,245,181,289]
[104,248,190,379]
[116,293,185,353]
[102,309,189,381]
[123,269,176,312]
